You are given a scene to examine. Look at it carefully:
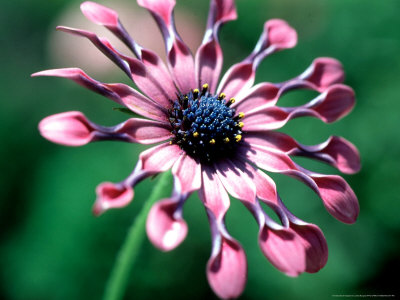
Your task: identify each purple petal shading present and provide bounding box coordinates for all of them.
[80,1,143,57]
[242,84,356,131]
[146,197,188,251]
[299,57,345,91]
[101,39,176,108]
[289,222,328,273]
[138,0,195,94]
[39,111,95,146]
[138,142,182,173]
[195,0,237,93]
[56,26,133,79]
[93,182,134,216]
[172,154,201,194]
[240,146,359,224]
[246,133,361,174]
[111,118,172,144]
[217,19,297,99]
[32,68,168,122]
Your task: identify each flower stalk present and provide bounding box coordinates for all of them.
[103,171,172,300]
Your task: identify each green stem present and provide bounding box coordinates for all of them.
[103,171,172,300]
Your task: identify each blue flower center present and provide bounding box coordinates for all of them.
[169,84,244,163]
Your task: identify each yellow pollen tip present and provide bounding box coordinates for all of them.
[223,137,230,143]
[169,141,173,145]
[238,112,245,119]
[219,93,226,99]
[209,139,216,145]
[229,98,236,104]
[238,122,244,128]
[202,83,209,90]
[193,132,199,138]
[193,89,199,95]
[235,135,242,142]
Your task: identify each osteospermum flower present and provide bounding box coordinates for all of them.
[34,1,360,298]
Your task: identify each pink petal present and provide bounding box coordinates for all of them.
[138,0,195,93]
[239,144,297,172]
[195,40,223,93]
[139,142,182,173]
[318,137,361,174]
[207,238,247,299]
[32,68,168,122]
[233,82,280,113]
[246,133,361,174]
[199,166,230,221]
[39,111,94,146]
[146,197,188,251]
[56,26,132,79]
[264,19,297,50]
[248,167,278,205]
[245,131,298,153]
[300,57,344,91]
[93,182,134,216]
[217,62,254,99]
[289,222,328,273]
[102,40,176,108]
[103,83,168,122]
[195,0,237,93]
[310,84,355,123]
[80,1,119,27]
[259,226,306,277]
[172,154,201,194]
[215,159,256,205]
[137,0,175,27]
[114,118,172,144]
[311,174,359,224]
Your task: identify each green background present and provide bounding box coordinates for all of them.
[1,0,399,299]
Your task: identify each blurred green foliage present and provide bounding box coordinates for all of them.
[1,0,400,299]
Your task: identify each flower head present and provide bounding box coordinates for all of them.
[34,1,360,299]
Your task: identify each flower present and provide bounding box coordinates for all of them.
[34,1,360,299]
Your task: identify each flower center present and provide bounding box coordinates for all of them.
[169,84,244,163]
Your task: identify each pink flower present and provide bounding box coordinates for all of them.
[34,1,360,299]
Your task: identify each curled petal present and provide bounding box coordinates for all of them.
[241,146,359,223]
[93,182,134,216]
[199,166,230,221]
[56,26,132,79]
[195,0,237,92]
[259,226,306,276]
[263,19,297,51]
[246,133,361,174]
[311,174,359,224]
[289,222,328,273]
[146,197,188,251]
[207,237,247,299]
[80,1,118,26]
[305,84,355,123]
[243,84,355,130]
[300,57,345,91]
[139,142,182,173]
[138,0,195,93]
[80,1,142,57]
[172,154,201,194]
[39,111,95,146]
[32,68,168,122]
